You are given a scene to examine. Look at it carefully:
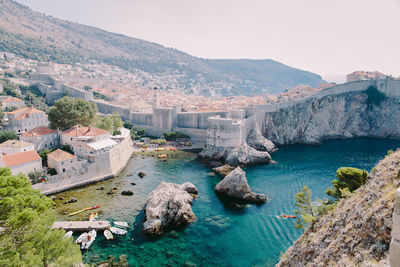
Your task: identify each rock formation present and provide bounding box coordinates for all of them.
[264,91,400,145]
[213,164,234,176]
[247,126,276,153]
[199,143,272,166]
[214,167,267,204]
[143,182,198,235]
[276,149,400,267]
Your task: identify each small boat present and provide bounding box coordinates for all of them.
[76,232,88,244]
[81,230,97,249]
[89,212,98,221]
[280,214,297,219]
[104,229,113,240]
[109,227,127,235]
[64,231,73,238]
[69,205,100,216]
[158,154,167,159]
[114,221,129,228]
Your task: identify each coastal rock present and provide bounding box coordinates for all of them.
[246,126,276,153]
[121,190,133,196]
[264,91,400,145]
[199,144,272,166]
[214,167,267,204]
[143,182,198,235]
[212,164,234,176]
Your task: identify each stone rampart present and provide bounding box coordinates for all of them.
[92,99,131,121]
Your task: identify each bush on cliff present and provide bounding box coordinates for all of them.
[326,167,368,199]
[0,167,82,266]
[365,85,386,107]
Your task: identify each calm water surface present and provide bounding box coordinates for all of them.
[53,138,400,267]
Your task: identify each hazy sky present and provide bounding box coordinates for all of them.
[16,0,400,79]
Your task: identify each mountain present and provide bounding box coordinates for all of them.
[0,0,325,96]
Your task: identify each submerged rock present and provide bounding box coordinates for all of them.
[138,171,146,178]
[214,167,267,204]
[143,182,198,235]
[199,144,272,166]
[121,190,133,196]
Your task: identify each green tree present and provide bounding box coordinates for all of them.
[28,170,43,184]
[47,96,97,130]
[0,168,82,266]
[0,109,4,126]
[294,186,316,230]
[326,167,368,199]
[0,130,18,143]
[130,126,146,140]
[38,148,53,167]
[96,113,122,135]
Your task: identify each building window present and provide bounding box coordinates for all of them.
[63,168,65,172]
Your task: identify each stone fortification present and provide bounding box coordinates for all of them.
[277,150,400,267]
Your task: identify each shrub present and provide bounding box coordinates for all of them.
[163,131,190,141]
[326,167,368,199]
[387,150,394,157]
[28,170,43,184]
[365,85,386,107]
[48,168,57,176]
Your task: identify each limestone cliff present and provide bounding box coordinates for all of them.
[276,150,400,267]
[264,91,400,145]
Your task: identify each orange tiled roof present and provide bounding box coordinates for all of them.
[47,149,76,162]
[2,150,41,167]
[62,125,109,137]
[1,96,24,103]
[20,126,57,137]
[6,107,45,120]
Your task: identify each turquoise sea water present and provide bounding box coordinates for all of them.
[54,138,400,266]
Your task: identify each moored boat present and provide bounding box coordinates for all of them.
[114,221,128,228]
[69,205,100,216]
[81,230,97,249]
[76,232,88,244]
[104,229,113,240]
[89,212,98,221]
[280,214,297,218]
[109,227,127,235]
[158,154,167,159]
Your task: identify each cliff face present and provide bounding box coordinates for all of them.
[276,150,400,267]
[264,92,400,145]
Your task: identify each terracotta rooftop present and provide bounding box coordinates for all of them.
[0,140,34,148]
[1,96,24,103]
[1,150,41,167]
[62,125,109,137]
[47,149,76,162]
[5,107,45,120]
[20,126,57,137]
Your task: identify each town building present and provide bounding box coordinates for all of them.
[60,125,111,157]
[0,150,42,175]
[5,107,49,134]
[346,71,389,83]
[20,126,59,151]
[0,140,34,155]
[47,149,78,175]
[0,96,25,111]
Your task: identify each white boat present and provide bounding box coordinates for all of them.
[114,221,129,228]
[81,230,97,249]
[109,227,127,235]
[75,232,88,244]
[64,231,73,238]
[104,229,113,240]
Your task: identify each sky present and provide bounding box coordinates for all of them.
[15,0,400,81]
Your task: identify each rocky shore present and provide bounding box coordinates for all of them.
[276,150,400,267]
[214,167,267,204]
[143,182,199,235]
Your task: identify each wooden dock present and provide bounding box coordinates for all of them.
[52,221,110,232]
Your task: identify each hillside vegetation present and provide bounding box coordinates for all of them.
[0,0,324,96]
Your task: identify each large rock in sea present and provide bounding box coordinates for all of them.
[199,143,272,166]
[214,167,267,204]
[143,182,198,235]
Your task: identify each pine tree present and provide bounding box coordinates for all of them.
[294,186,316,230]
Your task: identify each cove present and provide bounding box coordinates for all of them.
[53,138,400,266]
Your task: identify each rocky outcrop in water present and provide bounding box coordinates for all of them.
[276,150,400,267]
[213,164,234,176]
[264,91,400,145]
[214,167,267,204]
[199,143,272,166]
[247,126,276,153]
[143,182,198,235]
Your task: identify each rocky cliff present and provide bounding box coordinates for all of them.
[264,91,400,145]
[276,150,400,267]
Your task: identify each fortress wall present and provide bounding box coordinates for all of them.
[172,127,208,143]
[206,116,245,147]
[131,112,153,126]
[153,107,176,131]
[377,79,400,97]
[176,111,229,129]
[92,100,131,121]
[61,84,94,101]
